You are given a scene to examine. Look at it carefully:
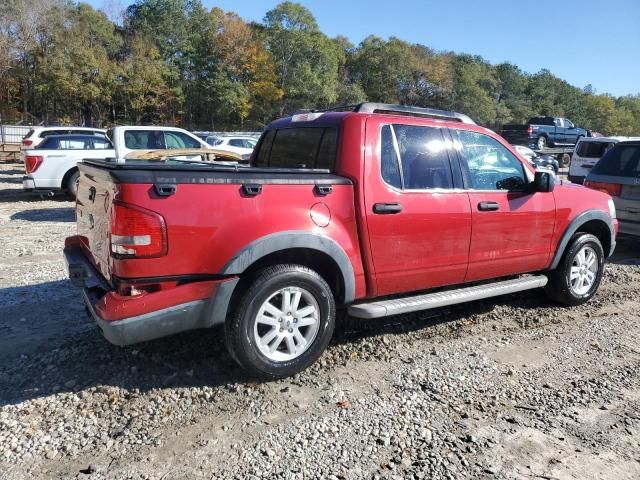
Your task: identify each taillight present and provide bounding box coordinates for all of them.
[25,155,43,173]
[527,126,533,135]
[22,139,33,147]
[110,201,167,258]
[583,180,621,197]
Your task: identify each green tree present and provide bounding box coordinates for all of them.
[263,2,342,114]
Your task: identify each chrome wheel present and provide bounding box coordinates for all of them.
[253,286,320,362]
[569,246,598,295]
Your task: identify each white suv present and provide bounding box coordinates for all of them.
[569,136,640,184]
[21,126,106,149]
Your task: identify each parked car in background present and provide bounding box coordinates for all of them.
[22,134,114,198]
[205,135,257,157]
[569,137,640,184]
[501,116,589,150]
[108,126,210,161]
[64,103,617,378]
[513,145,559,173]
[21,126,106,149]
[584,140,640,237]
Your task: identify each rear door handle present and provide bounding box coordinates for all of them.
[478,201,499,212]
[373,202,402,214]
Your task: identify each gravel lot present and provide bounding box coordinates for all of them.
[0,161,639,479]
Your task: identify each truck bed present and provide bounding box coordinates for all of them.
[75,159,358,287]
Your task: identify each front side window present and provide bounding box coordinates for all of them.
[379,124,453,190]
[453,129,526,191]
[164,132,201,149]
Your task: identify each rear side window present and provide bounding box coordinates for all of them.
[591,144,640,177]
[576,141,613,158]
[38,137,60,149]
[124,130,166,149]
[253,127,338,170]
[529,117,554,126]
[380,124,453,190]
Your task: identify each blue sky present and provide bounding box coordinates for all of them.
[92,0,640,97]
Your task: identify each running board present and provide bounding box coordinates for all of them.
[348,275,548,319]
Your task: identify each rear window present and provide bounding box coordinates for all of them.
[124,130,165,149]
[253,127,338,170]
[591,144,640,177]
[576,141,613,158]
[529,117,554,126]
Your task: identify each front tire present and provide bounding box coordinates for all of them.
[545,233,604,306]
[225,264,336,378]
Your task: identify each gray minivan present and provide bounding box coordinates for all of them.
[585,140,640,237]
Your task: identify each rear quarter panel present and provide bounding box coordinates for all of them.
[112,181,367,298]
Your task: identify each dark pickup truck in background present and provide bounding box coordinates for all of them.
[501,116,589,150]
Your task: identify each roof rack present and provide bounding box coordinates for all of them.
[298,103,475,124]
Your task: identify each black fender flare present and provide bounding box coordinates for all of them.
[549,209,615,270]
[205,231,356,327]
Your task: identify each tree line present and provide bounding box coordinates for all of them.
[1,0,639,135]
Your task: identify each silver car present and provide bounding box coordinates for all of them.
[585,140,640,237]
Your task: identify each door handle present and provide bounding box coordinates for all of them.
[373,202,402,214]
[478,201,499,212]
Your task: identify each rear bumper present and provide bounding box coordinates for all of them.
[64,237,238,346]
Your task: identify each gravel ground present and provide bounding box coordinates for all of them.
[0,161,639,480]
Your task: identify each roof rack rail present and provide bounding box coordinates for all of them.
[299,103,475,124]
[355,103,475,124]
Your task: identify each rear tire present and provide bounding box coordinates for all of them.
[537,136,547,150]
[66,170,80,199]
[224,264,335,378]
[545,233,604,306]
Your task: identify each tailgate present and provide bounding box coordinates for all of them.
[75,164,115,284]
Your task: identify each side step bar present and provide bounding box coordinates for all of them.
[348,275,548,319]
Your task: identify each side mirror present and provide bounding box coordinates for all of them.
[533,170,555,193]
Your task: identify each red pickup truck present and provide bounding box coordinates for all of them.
[64,103,618,378]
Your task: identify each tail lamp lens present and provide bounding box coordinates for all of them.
[583,180,621,197]
[22,139,33,146]
[110,201,167,258]
[25,155,43,173]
